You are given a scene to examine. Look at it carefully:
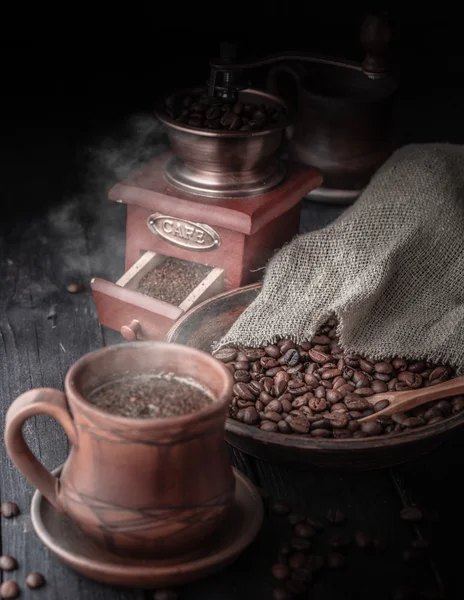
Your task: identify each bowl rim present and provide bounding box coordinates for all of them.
[155,86,289,138]
[166,283,464,451]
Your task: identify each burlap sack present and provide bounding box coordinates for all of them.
[217,143,464,374]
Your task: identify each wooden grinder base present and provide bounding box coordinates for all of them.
[91,152,322,341]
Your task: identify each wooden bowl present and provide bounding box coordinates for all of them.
[166,284,464,470]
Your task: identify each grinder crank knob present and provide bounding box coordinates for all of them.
[120,319,141,342]
[361,13,392,78]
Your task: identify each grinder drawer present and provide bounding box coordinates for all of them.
[91,251,224,341]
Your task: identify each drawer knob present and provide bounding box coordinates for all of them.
[120,319,141,341]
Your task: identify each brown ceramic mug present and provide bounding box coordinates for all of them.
[5,341,235,558]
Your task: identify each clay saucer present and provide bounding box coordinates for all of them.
[30,467,263,588]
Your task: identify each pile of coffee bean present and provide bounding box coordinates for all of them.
[164,90,285,132]
[214,318,464,438]
[268,500,442,599]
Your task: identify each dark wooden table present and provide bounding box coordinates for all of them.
[0,79,462,600]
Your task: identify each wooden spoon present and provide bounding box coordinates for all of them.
[358,376,464,422]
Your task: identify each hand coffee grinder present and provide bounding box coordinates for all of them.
[90,44,322,342]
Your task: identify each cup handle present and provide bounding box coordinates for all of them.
[5,388,78,512]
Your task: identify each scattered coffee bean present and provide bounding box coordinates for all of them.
[26,572,45,589]
[272,502,291,517]
[291,568,312,583]
[400,506,423,522]
[0,556,17,571]
[327,552,345,568]
[1,503,19,519]
[326,508,345,525]
[153,590,178,600]
[305,517,324,531]
[272,563,290,581]
[0,582,19,599]
[305,554,325,571]
[66,282,85,294]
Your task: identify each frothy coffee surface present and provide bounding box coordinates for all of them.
[88,373,214,418]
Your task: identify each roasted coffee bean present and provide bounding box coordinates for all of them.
[242,407,259,425]
[233,383,255,401]
[326,389,343,404]
[374,399,390,412]
[266,399,283,413]
[435,400,452,416]
[345,396,369,411]
[354,530,372,549]
[263,344,280,358]
[0,581,19,599]
[355,387,374,397]
[290,537,311,551]
[272,502,291,516]
[429,366,449,384]
[244,348,266,360]
[283,349,300,366]
[272,588,291,600]
[261,357,279,369]
[392,412,407,425]
[0,556,18,571]
[307,348,330,364]
[288,552,306,570]
[400,506,423,521]
[214,348,237,363]
[388,377,399,390]
[348,420,361,432]
[272,563,290,580]
[279,340,296,353]
[375,361,393,374]
[359,359,374,373]
[361,421,383,436]
[392,358,408,371]
[1,503,19,519]
[326,413,349,428]
[248,381,262,395]
[326,508,345,524]
[327,552,344,568]
[403,417,424,428]
[371,380,388,393]
[308,397,327,412]
[260,421,278,432]
[281,398,293,413]
[374,372,392,382]
[311,428,331,437]
[278,420,292,433]
[428,416,444,424]
[26,572,45,589]
[286,414,310,433]
[321,368,342,380]
[233,369,251,383]
[266,411,283,423]
[362,408,375,417]
[294,523,315,539]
